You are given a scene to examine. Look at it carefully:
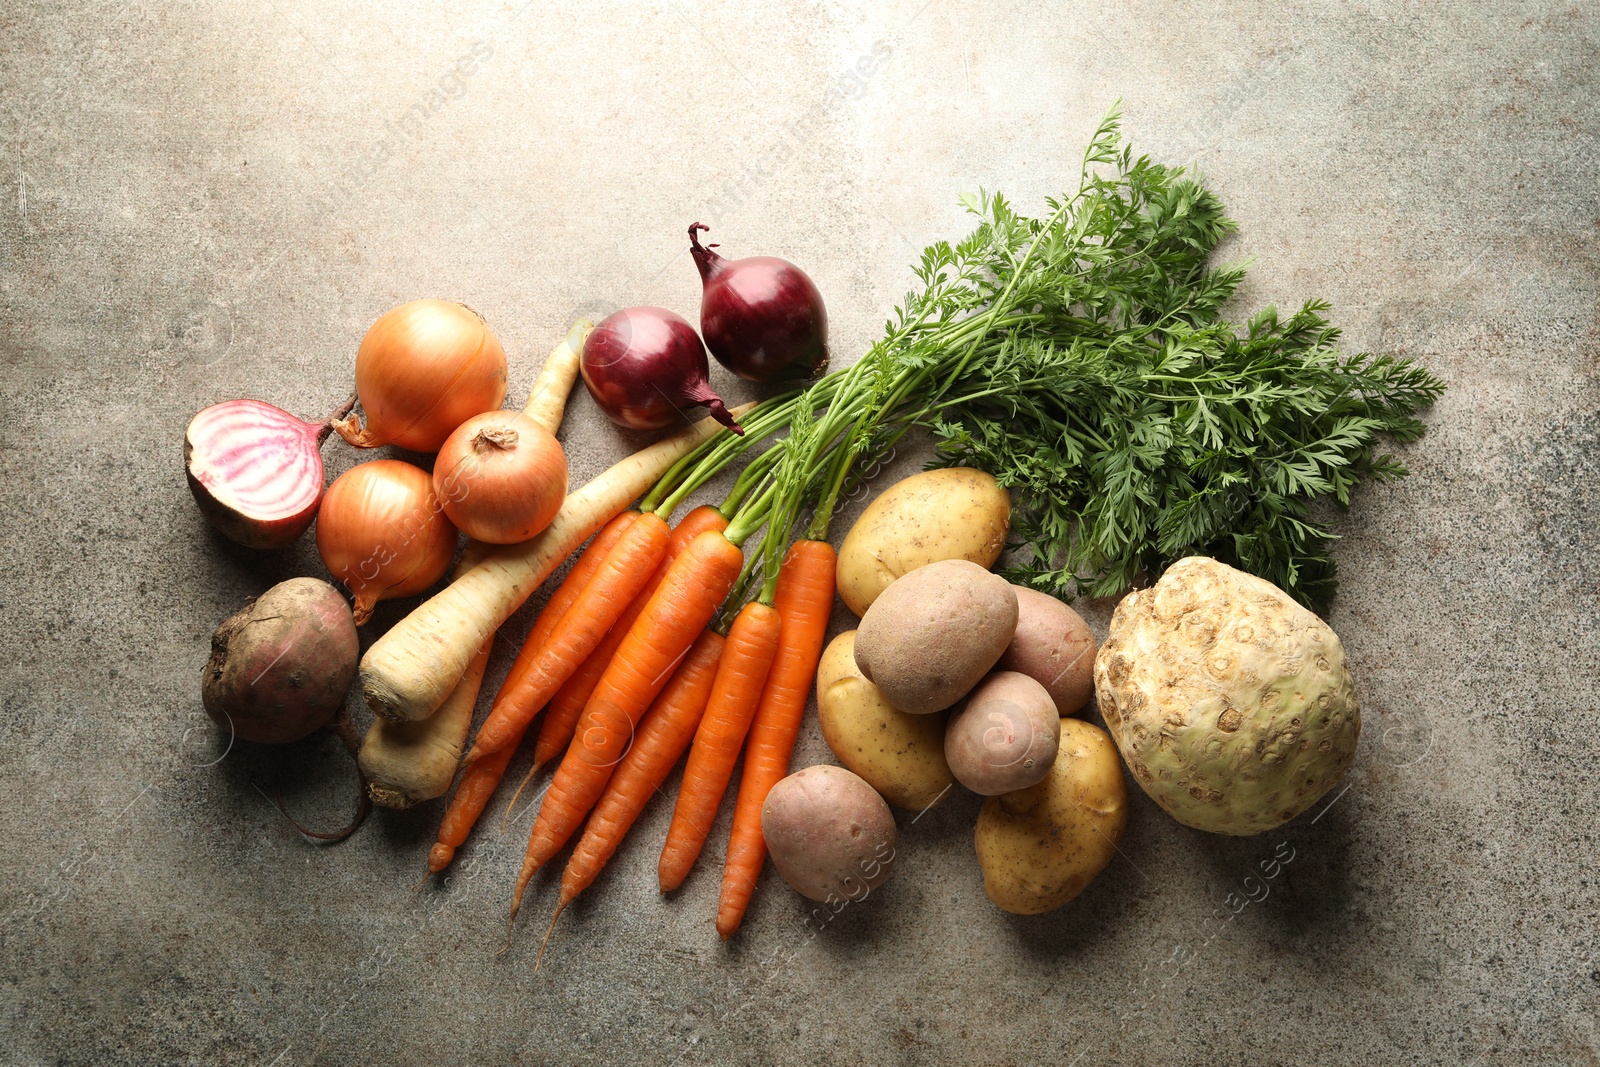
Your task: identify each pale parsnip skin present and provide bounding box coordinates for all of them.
[974,718,1127,915]
[1094,556,1360,836]
[836,467,1010,616]
[762,765,898,903]
[998,586,1097,715]
[359,409,748,722]
[944,671,1061,796]
[360,638,489,808]
[358,327,590,801]
[522,319,591,434]
[817,631,955,811]
[854,559,1018,715]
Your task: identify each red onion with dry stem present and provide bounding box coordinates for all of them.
[690,223,829,382]
[580,306,742,434]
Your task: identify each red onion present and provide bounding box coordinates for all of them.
[580,306,742,434]
[690,223,829,382]
[184,397,352,549]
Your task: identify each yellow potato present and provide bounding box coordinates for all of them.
[973,718,1128,915]
[817,631,956,812]
[836,467,1011,616]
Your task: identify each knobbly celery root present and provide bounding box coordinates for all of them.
[1094,556,1360,835]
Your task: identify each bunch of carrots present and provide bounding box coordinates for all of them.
[413,380,849,961]
[374,273,985,961]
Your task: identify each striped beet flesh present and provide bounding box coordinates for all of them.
[184,399,331,549]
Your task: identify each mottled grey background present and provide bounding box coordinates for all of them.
[2,1,1597,1065]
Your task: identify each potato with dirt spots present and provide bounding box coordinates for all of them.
[974,718,1127,914]
[1093,556,1360,836]
[945,671,1061,795]
[762,765,898,902]
[836,467,1010,616]
[998,586,1097,715]
[817,631,955,811]
[853,559,1018,714]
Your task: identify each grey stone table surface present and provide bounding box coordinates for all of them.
[2,2,1596,1064]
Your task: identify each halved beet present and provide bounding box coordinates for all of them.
[184,399,341,549]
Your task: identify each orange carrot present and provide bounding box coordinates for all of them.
[509,529,745,928]
[500,512,638,697]
[535,629,726,968]
[714,539,837,939]
[657,601,783,892]
[501,506,732,827]
[467,513,671,760]
[424,511,636,875]
[530,505,730,772]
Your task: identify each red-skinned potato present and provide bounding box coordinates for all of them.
[762,765,897,903]
[945,672,1061,795]
[201,578,358,744]
[854,559,1018,714]
[998,586,1097,715]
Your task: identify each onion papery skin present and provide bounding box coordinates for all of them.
[335,299,508,453]
[316,459,458,624]
[434,410,568,544]
[580,306,741,434]
[185,399,328,549]
[690,224,829,382]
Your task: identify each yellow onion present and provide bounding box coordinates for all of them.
[333,299,507,453]
[316,459,457,624]
[433,410,568,544]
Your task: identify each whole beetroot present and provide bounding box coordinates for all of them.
[202,577,358,744]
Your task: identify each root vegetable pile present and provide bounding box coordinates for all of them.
[185,105,1441,960]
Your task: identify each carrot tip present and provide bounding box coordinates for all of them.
[500,760,545,832]
[533,903,565,975]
